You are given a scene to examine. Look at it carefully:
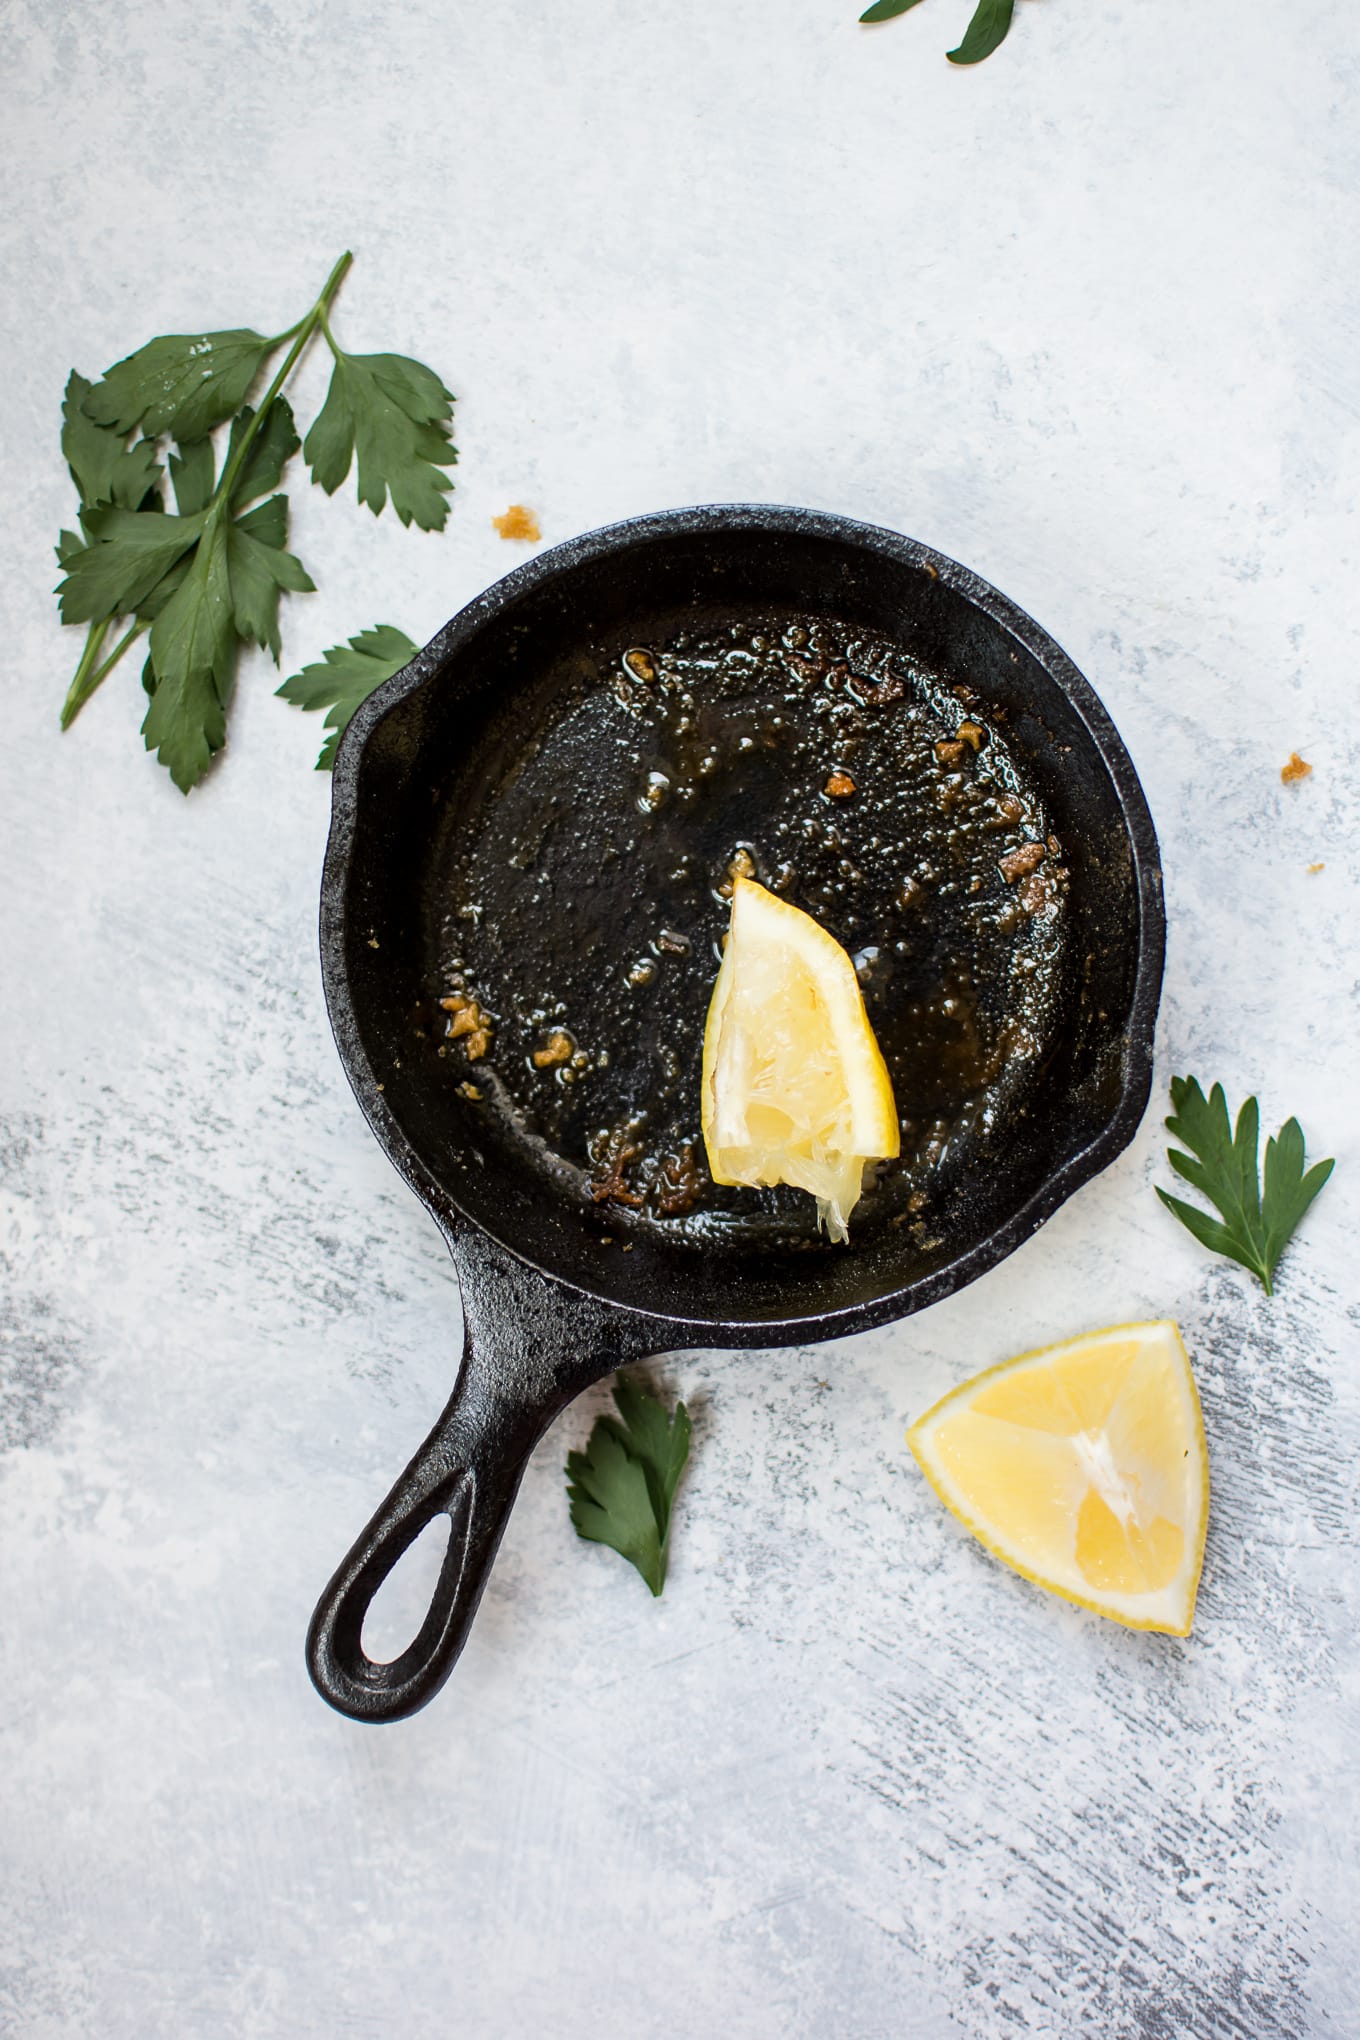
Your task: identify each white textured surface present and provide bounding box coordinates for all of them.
[3,1,1359,2034]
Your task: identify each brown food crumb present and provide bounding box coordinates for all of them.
[718,846,757,898]
[590,1139,645,1208]
[824,769,857,799]
[492,504,541,542]
[532,1029,574,1069]
[956,720,986,751]
[440,992,493,1061]
[657,928,690,955]
[1307,861,1326,874]
[935,740,969,769]
[457,1081,482,1101]
[852,668,905,707]
[623,647,657,682]
[653,1143,703,1216]
[1282,751,1312,784]
[1000,841,1047,884]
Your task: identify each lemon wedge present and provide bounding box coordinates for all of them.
[908,1321,1209,1635]
[701,875,899,1240]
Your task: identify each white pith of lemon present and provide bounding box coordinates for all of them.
[700,875,899,1241]
[909,1320,1210,1636]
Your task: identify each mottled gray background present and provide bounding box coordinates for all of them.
[3,1,1358,2034]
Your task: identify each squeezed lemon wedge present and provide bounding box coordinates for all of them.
[700,875,899,1240]
[909,1321,1210,1635]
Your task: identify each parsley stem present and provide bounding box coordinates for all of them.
[93,619,147,683]
[60,618,148,727]
[60,618,111,729]
[214,251,354,517]
[69,620,149,724]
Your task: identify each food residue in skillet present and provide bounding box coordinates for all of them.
[440,992,494,1061]
[429,612,1072,1241]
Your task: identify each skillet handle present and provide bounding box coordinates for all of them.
[306,1227,651,1722]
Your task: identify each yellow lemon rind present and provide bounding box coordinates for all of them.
[907,1320,1209,1638]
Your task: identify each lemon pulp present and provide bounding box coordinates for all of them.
[700,875,899,1241]
[908,1320,1209,1635]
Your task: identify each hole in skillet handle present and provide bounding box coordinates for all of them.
[362,1514,454,1664]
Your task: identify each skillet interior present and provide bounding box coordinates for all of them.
[331,513,1158,1329]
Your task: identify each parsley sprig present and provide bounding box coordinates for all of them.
[566,1376,692,1596]
[276,626,419,769]
[1156,1077,1335,1296]
[54,252,454,791]
[859,0,1016,64]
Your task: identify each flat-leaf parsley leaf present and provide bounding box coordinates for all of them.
[82,328,274,443]
[276,625,419,769]
[947,0,1015,64]
[858,0,1019,63]
[566,1376,692,1596]
[304,347,457,530]
[1156,1076,1334,1296]
[61,372,162,513]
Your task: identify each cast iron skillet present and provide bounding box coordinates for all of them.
[305,506,1164,1723]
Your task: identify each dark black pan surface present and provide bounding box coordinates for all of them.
[337,513,1156,1332]
[431,608,1068,1239]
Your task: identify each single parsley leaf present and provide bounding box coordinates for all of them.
[947,0,1015,63]
[605,1374,692,1546]
[62,371,161,511]
[56,506,207,626]
[169,439,216,517]
[860,0,926,21]
[82,328,272,442]
[276,624,418,768]
[235,493,288,550]
[134,553,192,624]
[1156,1076,1335,1296]
[143,520,237,792]
[225,496,315,662]
[565,1376,691,1596]
[304,350,457,529]
[226,397,302,509]
[567,1425,664,1593]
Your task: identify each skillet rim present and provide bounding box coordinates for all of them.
[320,504,1165,1348]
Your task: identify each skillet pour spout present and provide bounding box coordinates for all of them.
[305,506,1164,1721]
